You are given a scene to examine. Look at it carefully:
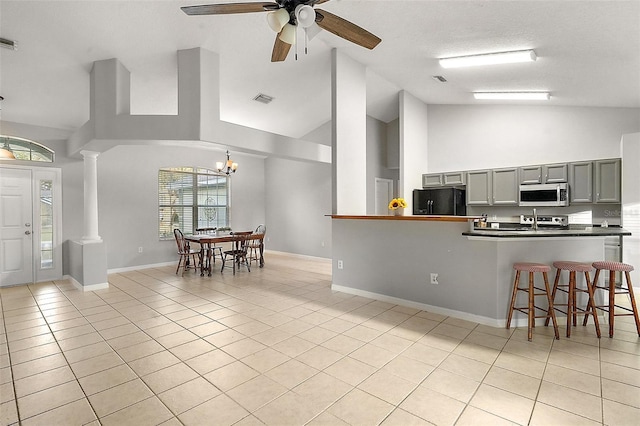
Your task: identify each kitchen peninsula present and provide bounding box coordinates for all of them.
[330,215,631,327]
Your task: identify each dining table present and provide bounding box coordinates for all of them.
[185,233,265,276]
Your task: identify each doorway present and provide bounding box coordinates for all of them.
[374,178,394,215]
[0,166,62,286]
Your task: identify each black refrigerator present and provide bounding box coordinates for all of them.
[413,188,466,216]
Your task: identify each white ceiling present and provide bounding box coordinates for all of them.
[1,0,639,140]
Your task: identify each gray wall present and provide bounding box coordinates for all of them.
[264,156,332,258]
[60,144,265,270]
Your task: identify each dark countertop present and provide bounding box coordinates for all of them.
[463,226,631,238]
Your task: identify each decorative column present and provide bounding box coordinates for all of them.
[80,150,102,243]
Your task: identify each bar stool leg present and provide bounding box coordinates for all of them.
[583,271,601,338]
[528,271,534,341]
[543,271,560,340]
[625,271,640,336]
[566,271,575,337]
[545,268,562,327]
[507,270,520,329]
[608,270,616,338]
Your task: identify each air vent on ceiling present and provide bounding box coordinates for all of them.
[0,38,18,50]
[432,75,447,83]
[253,93,274,104]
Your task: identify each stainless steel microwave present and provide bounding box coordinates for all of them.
[519,183,569,207]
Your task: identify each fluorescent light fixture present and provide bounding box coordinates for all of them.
[474,92,550,100]
[440,49,536,68]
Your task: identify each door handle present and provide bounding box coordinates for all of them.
[25,223,31,227]
[25,230,31,235]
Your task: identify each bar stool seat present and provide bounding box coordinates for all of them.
[588,261,640,337]
[545,261,600,338]
[507,262,559,341]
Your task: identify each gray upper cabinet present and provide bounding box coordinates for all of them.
[443,172,465,186]
[422,174,444,187]
[519,163,568,184]
[595,159,621,203]
[519,166,542,184]
[492,168,519,205]
[423,172,465,187]
[544,163,568,183]
[467,170,492,206]
[569,161,593,203]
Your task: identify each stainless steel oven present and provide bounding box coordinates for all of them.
[519,183,569,207]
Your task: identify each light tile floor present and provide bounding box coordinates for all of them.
[1,253,639,425]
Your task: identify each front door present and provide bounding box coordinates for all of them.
[0,168,33,286]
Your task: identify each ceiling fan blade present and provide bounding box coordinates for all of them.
[315,9,381,50]
[181,2,278,15]
[271,33,291,62]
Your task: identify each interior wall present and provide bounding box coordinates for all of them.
[426,105,640,172]
[366,116,397,214]
[265,156,332,258]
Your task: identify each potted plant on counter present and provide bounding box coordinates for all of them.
[388,198,407,216]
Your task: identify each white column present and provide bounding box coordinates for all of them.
[80,150,102,243]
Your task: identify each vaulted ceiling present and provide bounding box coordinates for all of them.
[1,1,639,139]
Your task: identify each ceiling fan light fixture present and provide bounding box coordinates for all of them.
[267,8,289,32]
[295,5,316,28]
[440,49,537,68]
[474,91,550,100]
[279,23,297,45]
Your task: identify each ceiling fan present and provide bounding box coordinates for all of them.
[181,0,381,62]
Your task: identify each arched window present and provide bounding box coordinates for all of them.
[158,167,230,239]
[0,135,54,162]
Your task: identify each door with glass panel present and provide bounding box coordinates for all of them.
[0,166,62,286]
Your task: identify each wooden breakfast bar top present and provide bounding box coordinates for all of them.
[329,214,480,222]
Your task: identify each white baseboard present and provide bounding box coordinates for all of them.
[331,283,610,330]
[331,283,505,328]
[266,250,330,262]
[108,261,175,274]
[67,275,109,292]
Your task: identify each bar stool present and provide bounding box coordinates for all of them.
[507,262,559,341]
[545,261,600,338]
[588,261,640,337]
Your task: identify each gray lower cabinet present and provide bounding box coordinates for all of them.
[595,159,621,203]
[492,168,519,205]
[569,161,593,203]
[467,170,492,205]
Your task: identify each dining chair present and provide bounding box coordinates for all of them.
[248,224,266,266]
[173,228,201,276]
[221,232,252,274]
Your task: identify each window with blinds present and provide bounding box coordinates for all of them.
[158,167,229,239]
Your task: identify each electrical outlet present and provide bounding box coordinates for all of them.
[337,260,343,270]
[430,273,439,285]
[138,247,143,253]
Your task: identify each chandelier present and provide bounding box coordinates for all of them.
[216,150,238,176]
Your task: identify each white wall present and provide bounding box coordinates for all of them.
[265,156,332,258]
[426,105,640,172]
[622,132,640,285]
[332,49,367,215]
[400,91,430,214]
